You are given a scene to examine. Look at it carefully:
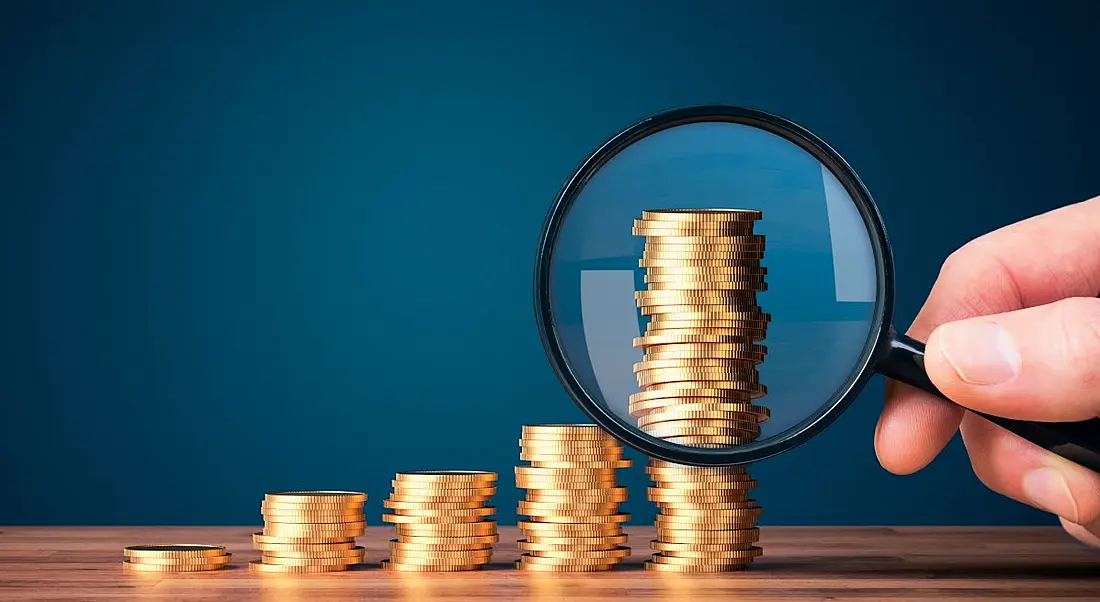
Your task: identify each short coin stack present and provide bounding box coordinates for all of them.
[123,544,230,572]
[515,424,632,572]
[250,490,367,573]
[630,208,771,572]
[382,470,498,571]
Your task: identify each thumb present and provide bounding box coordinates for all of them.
[924,297,1100,422]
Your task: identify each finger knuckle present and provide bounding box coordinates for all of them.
[1055,297,1100,387]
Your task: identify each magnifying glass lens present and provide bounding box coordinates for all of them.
[545,117,885,462]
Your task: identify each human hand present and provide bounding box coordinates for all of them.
[876,195,1100,546]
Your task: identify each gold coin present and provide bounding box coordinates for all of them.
[518,521,622,536]
[520,443,620,454]
[643,252,765,263]
[397,534,500,546]
[643,270,766,282]
[387,490,496,502]
[527,547,631,560]
[647,489,755,503]
[643,327,767,342]
[633,357,758,373]
[394,470,497,484]
[641,347,766,364]
[636,366,758,384]
[526,460,630,470]
[386,554,492,566]
[635,227,757,238]
[522,424,610,438]
[638,419,761,437]
[635,215,759,227]
[252,532,354,545]
[388,506,495,518]
[394,521,497,537]
[121,561,225,572]
[248,560,347,573]
[524,489,628,503]
[388,548,493,561]
[660,435,754,446]
[382,514,492,525]
[516,479,618,490]
[643,234,765,245]
[124,544,227,559]
[265,491,367,504]
[262,512,365,524]
[263,523,366,538]
[643,278,766,291]
[635,336,763,351]
[388,538,493,551]
[630,399,769,420]
[515,466,619,478]
[655,516,761,530]
[640,306,769,320]
[637,409,765,428]
[260,554,362,566]
[651,548,762,563]
[641,209,762,222]
[643,561,747,572]
[652,528,759,544]
[650,478,757,491]
[639,257,765,269]
[126,554,231,566]
[636,289,759,303]
[518,536,628,551]
[383,500,486,510]
[517,501,621,514]
[515,560,616,572]
[381,559,481,572]
[647,464,754,479]
[391,482,496,494]
[630,386,760,403]
[644,265,767,275]
[646,381,767,398]
[516,553,622,566]
[659,506,763,519]
[652,535,759,550]
[260,546,366,559]
[517,513,630,524]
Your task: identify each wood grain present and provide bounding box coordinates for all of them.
[1,526,1098,601]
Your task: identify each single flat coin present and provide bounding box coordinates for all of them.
[388,506,496,518]
[383,499,487,510]
[248,560,347,573]
[382,513,493,525]
[641,209,762,222]
[252,532,354,545]
[516,513,630,524]
[265,491,367,504]
[515,560,616,572]
[397,534,500,546]
[260,546,366,559]
[522,424,609,438]
[126,554,231,566]
[525,460,630,469]
[260,554,362,566]
[122,561,225,572]
[394,470,497,484]
[124,544,226,559]
[643,561,747,572]
[381,559,481,572]
[651,548,762,564]
[388,538,493,551]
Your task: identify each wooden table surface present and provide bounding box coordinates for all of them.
[1,526,1099,601]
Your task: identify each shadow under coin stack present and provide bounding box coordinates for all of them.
[382,470,498,571]
[123,544,230,572]
[515,424,632,572]
[250,490,367,573]
[630,208,771,572]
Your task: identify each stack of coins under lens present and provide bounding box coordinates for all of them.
[381,470,498,571]
[515,424,632,572]
[250,491,367,573]
[630,208,771,572]
[123,544,230,572]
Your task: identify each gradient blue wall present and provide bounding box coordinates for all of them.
[1,0,1097,526]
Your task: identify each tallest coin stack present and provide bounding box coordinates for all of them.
[629,208,771,572]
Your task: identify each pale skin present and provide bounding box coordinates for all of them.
[877,194,1100,546]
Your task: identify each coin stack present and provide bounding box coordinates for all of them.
[250,490,367,573]
[630,208,771,572]
[514,424,632,572]
[381,470,498,571]
[122,544,230,572]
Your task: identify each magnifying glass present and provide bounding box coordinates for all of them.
[534,105,1100,472]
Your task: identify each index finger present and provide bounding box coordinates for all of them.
[876,195,1100,475]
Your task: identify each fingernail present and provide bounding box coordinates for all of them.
[1023,467,1079,522]
[937,321,1020,385]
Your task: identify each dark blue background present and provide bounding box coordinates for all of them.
[1,0,1096,526]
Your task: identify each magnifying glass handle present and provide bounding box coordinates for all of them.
[879,328,1100,475]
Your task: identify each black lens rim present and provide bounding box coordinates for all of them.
[533,105,895,466]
